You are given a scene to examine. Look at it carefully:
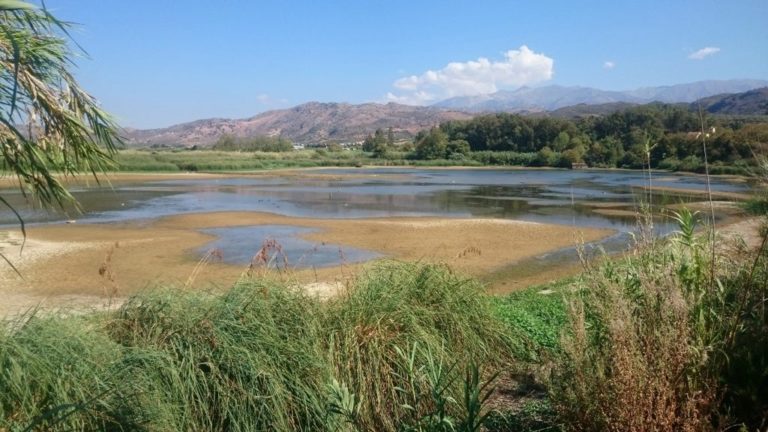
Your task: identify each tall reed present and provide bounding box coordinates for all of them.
[550,207,768,431]
[324,261,512,431]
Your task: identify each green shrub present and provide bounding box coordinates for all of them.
[324,261,512,431]
[0,316,143,430]
[492,280,571,362]
[106,281,329,431]
[0,262,513,431]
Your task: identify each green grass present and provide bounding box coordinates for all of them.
[743,195,768,215]
[0,261,515,431]
[3,226,767,430]
[107,282,330,431]
[325,261,513,431]
[0,314,144,430]
[491,279,572,362]
[111,148,768,175]
[114,149,373,172]
[112,149,529,172]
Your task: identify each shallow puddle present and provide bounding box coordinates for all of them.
[198,225,381,268]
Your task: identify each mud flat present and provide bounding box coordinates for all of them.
[0,212,613,316]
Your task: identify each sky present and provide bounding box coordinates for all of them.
[41,0,768,129]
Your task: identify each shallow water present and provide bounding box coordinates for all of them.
[199,225,380,268]
[0,168,750,268]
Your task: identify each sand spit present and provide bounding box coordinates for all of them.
[0,211,613,316]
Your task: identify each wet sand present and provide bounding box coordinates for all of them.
[0,169,759,316]
[0,168,411,189]
[0,211,613,316]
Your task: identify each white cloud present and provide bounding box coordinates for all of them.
[386,45,554,105]
[603,61,616,70]
[688,47,720,60]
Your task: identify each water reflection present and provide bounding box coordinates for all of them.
[0,168,748,267]
[1,168,746,224]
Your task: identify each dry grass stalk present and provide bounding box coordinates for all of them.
[184,247,222,289]
[98,242,120,303]
[247,238,289,278]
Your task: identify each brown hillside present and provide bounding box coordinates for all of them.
[124,102,473,147]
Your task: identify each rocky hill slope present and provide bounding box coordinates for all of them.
[693,87,768,115]
[124,102,472,147]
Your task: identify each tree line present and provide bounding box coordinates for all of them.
[403,104,768,173]
[212,134,293,152]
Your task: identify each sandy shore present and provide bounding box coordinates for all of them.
[0,211,614,316]
[0,168,412,190]
[1,169,759,317]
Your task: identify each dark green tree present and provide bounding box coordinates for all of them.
[371,128,388,158]
[362,134,375,152]
[446,139,470,158]
[415,127,448,160]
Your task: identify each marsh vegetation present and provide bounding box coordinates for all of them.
[2,1,768,430]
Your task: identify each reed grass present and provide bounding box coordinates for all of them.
[0,314,144,430]
[548,208,768,431]
[0,262,513,431]
[324,261,512,431]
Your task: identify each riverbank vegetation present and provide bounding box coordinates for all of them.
[212,135,294,152]
[2,208,767,430]
[409,106,768,174]
[3,2,768,431]
[0,262,510,430]
[115,105,768,175]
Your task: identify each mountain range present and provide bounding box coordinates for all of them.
[694,87,768,115]
[124,79,768,147]
[124,103,472,147]
[433,79,768,112]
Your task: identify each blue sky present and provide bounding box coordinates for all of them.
[45,0,768,128]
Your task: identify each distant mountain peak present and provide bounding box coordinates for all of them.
[694,87,768,115]
[432,79,768,112]
[123,80,768,148]
[124,102,473,147]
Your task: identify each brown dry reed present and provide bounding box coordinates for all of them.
[551,206,768,431]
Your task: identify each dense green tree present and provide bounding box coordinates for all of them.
[362,133,375,152]
[446,139,470,158]
[415,127,448,160]
[213,135,293,152]
[552,131,571,152]
[424,103,767,171]
[371,128,388,157]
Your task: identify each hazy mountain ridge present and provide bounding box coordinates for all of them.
[124,102,472,147]
[124,80,768,147]
[547,102,645,118]
[693,87,768,115]
[433,79,768,112]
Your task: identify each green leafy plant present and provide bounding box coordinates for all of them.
[0,0,121,211]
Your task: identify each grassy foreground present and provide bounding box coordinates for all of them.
[2,214,767,431]
[0,262,511,431]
